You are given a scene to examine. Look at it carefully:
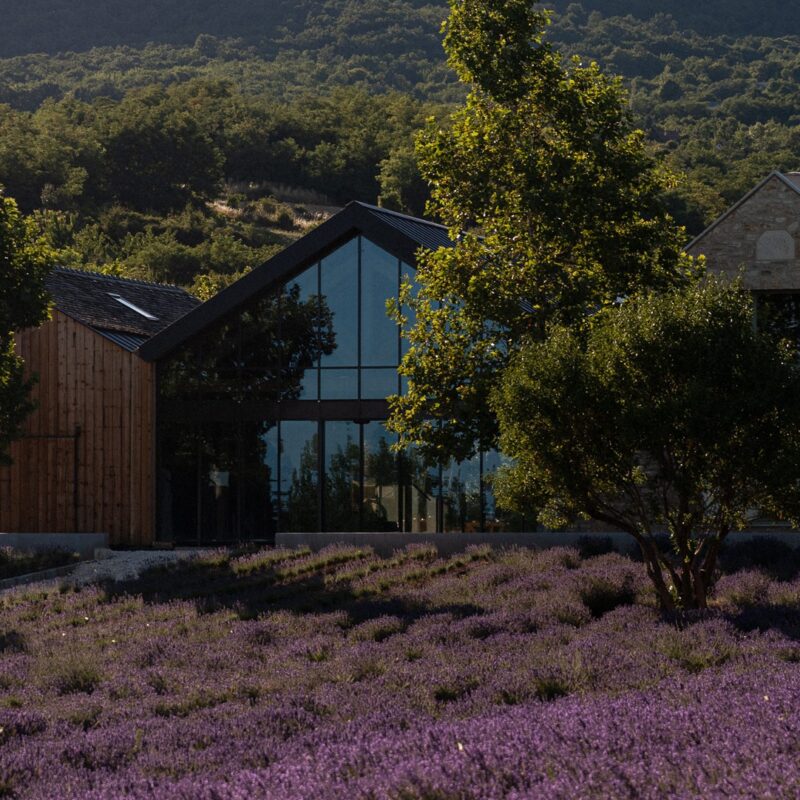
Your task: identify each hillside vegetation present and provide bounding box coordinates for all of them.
[0,0,797,57]
[0,1,798,289]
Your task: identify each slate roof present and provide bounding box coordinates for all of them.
[138,201,454,362]
[783,172,800,191]
[47,268,200,351]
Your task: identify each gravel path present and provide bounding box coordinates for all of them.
[65,549,202,586]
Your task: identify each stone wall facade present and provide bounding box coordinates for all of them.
[687,173,800,291]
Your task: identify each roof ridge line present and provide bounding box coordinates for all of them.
[52,265,190,294]
[775,171,800,196]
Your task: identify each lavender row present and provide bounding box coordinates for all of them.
[0,543,797,797]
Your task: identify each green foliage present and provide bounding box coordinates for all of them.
[0,547,79,580]
[45,655,103,695]
[378,143,429,216]
[99,87,224,212]
[30,201,287,289]
[3,84,424,214]
[0,194,51,465]
[0,2,798,239]
[579,575,636,618]
[444,0,550,101]
[389,0,694,462]
[492,279,800,611]
[550,0,800,38]
[0,81,440,288]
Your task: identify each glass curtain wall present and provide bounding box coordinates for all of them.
[283,236,406,401]
[156,234,528,541]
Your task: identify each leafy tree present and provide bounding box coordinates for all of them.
[0,192,52,464]
[389,0,695,462]
[492,279,800,612]
[98,88,224,212]
[378,142,429,215]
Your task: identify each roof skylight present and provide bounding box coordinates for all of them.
[107,293,159,321]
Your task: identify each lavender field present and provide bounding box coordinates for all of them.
[0,542,799,799]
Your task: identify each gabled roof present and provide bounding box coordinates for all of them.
[47,268,200,351]
[137,201,453,362]
[686,170,800,252]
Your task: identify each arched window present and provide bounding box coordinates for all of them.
[756,230,796,262]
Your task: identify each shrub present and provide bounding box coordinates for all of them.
[577,536,615,559]
[275,209,295,230]
[580,577,637,618]
[48,658,103,695]
[720,538,800,581]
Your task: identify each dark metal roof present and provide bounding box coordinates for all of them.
[93,329,149,352]
[357,203,453,252]
[138,201,455,363]
[47,268,200,344]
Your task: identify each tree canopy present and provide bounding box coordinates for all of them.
[389,0,695,462]
[492,279,800,611]
[0,0,796,296]
[0,192,52,464]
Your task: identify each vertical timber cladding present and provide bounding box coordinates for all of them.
[0,310,156,545]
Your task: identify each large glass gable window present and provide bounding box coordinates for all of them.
[284,236,409,400]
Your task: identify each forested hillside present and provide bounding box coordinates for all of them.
[1,0,797,57]
[0,0,798,290]
[551,0,800,36]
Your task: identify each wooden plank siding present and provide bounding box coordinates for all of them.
[0,311,156,546]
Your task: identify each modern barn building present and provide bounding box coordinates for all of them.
[1,203,517,546]
[0,268,198,545]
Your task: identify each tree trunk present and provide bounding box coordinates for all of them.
[638,533,726,613]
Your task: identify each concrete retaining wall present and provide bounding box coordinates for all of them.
[276,530,800,557]
[0,532,108,558]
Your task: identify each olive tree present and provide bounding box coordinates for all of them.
[492,279,800,611]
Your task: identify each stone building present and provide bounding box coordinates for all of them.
[687,170,800,291]
[687,170,800,342]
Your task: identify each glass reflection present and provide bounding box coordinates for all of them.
[283,263,325,401]
[320,238,358,367]
[198,421,239,542]
[401,262,417,358]
[402,446,438,532]
[160,269,334,410]
[361,368,399,400]
[239,294,282,403]
[320,368,359,400]
[324,421,361,532]
[157,420,200,541]
[237,423,278,539]
[280,421,319,532]
[363,422,400,531]
[361,238,399,366]
[442,454,482,533]
[482,450,531,532]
